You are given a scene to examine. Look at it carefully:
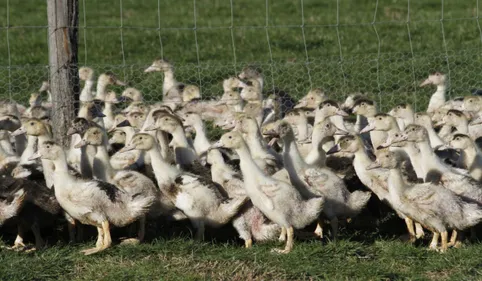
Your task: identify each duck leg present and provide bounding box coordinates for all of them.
[278,227,286,242]
[429,232,439,251]
[447,230,458,248]
[440,231,448,253]
[272,226,294,254]
[65,213,76,243]
[330,217,339,240]
[121,216,145,245]
[31,222,44,250]
[404,218,416,242]
[415,223,425,239]
[314,219,323,239]
[193,220,205,241]
[81,226,104,255]
[9,224,26,250]
[81,221,112,255]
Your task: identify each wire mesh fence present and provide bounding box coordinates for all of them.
[1,0,482,114]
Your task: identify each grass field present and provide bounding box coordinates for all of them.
[2,1,482,280]
[1,0,482,109]
[2,213,482,281]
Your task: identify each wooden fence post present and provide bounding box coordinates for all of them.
[47,0,79,147]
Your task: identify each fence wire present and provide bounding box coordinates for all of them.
[1,0,482,113]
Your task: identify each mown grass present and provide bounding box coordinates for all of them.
[2,213,482,281]
[1,1,482,280]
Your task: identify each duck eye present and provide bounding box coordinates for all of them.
[456,137,460,141]
[326,124,330,128]
[228,136,232,139]
[30,122,34,126]
[378,117,382,120]
[46,145,50,149]
[139,137,143,140]
[361,103,365,106]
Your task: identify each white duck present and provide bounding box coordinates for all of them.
[211,132,324,253]
[30,141,155,255]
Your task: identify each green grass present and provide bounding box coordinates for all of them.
[0,0,482,109]
[2,1,482,280]
[2,214,482,281]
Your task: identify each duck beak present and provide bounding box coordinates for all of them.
[118,144,136,153]
[117,96,128,103]
[10,127,26,137]
[434,120,445,127]
[74,139,88,149]
[366,161,381,170]
[143,123,158,131]
[436,144,450,150]
[116,119,131,128]
[334,128,349,136]
[360,124,375,134]
[420,78,432,87]
[263,129,279,137]
[144,65,158,73]
[115,79,127,86]
[210,140,224,150]
[27,152,41,161]
[237,81,248,88]
[335,108,349,117]
[326,144,341,155]
[470,116,482,126]
[376,140,391,150]
[294,99,307,109]
[67,127,78,136]
[351,105,360,115]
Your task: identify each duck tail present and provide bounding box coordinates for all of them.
[460,203,482,228]
[0,189,26,225]
[209,196,249,225]
[298,195,325,228]
[252,223,281,241]
[127,193,156,220]
[347,191,372,217]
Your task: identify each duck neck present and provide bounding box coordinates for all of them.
[236,142,265,183]
[96,79,108,100]
[305,130,327,166]
[148,143,180,183]
[245,130,266,156]
[192,121,211,150]
[20,136,38,164]
[170,126,190,148]
[423,124,445,148]
[94,141,115,182]
[387,167,406,203]
[0,139,15,156]
[282,134,308,174]
[80,79,94,102]
[163,69,176,95]
[462,145,478,167]
[14,135,26,156]
[417,139,450,176]
[401,144,424,178]
[103,103,115,121]
[294,117,309,141]
[428,84,446,113]
[403,112,414,128]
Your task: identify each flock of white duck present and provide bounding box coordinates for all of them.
[1,60,482,255]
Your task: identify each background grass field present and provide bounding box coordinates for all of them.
[1,0,482,280]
